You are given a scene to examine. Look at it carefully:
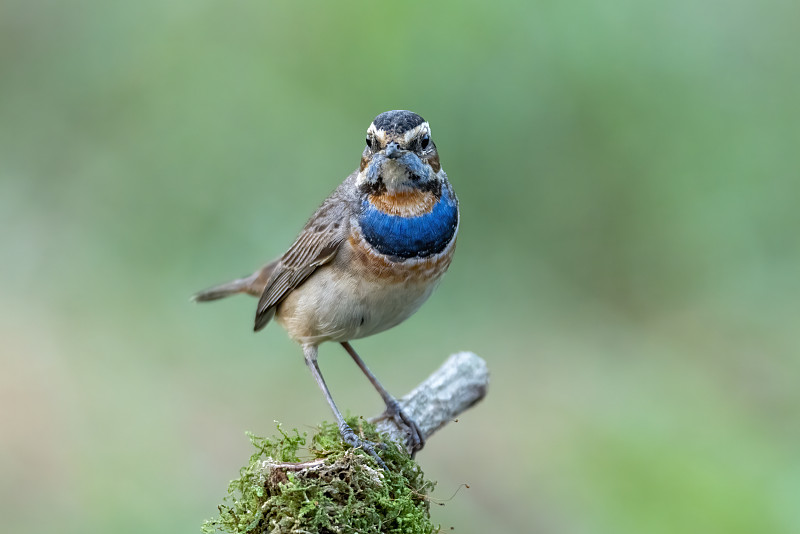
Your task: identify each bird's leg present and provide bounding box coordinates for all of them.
[340,341,425,456]
[302,344,386,468]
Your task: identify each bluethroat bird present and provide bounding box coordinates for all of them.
[194,110,458,467]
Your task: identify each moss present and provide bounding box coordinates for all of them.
[202,417,438,534]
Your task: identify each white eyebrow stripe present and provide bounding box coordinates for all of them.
[368,121,430,146]
[367,123,388,144]
[404,122,430,143]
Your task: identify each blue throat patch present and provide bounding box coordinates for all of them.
[358,188,458,259]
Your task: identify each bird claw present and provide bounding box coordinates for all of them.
[372,400,425,457]
[339,423,387,469]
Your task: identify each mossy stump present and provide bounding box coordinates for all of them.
[203,353,489,534]
[203,419,438,534]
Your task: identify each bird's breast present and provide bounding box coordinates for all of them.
[276,185,458,344]
[358,186,458,259]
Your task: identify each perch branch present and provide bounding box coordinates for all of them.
[373,351,488,453]
[256,352,487,477]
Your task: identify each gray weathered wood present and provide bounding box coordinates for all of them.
[374,351,489,452]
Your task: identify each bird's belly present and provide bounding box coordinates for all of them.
[275,232,455,345]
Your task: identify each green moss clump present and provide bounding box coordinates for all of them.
[202,418,438,534]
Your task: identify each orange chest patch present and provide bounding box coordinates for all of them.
[367,190,438,217]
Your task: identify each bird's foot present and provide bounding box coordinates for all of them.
[372,399,425,457]
[338,422,387,469]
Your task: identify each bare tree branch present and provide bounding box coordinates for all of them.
[374,351,489,452]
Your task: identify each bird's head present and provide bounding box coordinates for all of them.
[357,110,443,195]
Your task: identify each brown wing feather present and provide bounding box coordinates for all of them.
[253,196,349,332]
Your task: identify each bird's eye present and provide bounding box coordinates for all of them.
[420,134,430,150]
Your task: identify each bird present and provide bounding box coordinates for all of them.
[193,110,459,467]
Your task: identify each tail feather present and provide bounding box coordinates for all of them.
[192,278,251,302]
[192,259,278,302]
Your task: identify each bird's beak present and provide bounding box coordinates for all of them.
[384,141,401,159]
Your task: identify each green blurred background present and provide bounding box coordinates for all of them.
[2,1,798,532]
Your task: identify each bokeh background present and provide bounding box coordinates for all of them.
[2,1,798,532]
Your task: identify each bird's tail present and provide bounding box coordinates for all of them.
[192,260,278,302]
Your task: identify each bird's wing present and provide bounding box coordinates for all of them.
[254,195,350,331]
